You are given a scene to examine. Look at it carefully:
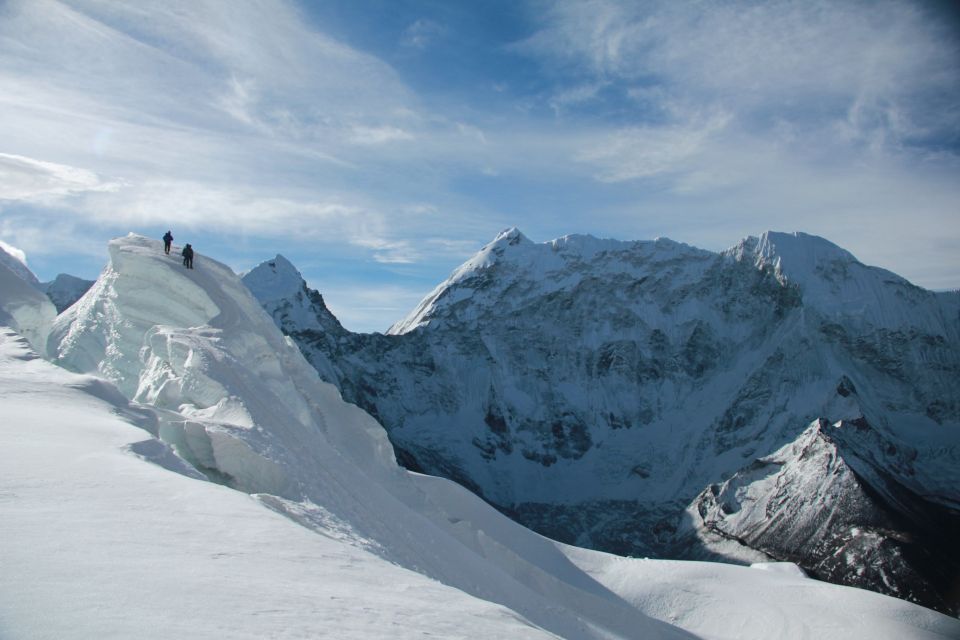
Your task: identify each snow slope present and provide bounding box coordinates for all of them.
[5,233,957,638]
[0,248,55,354]
[0,330,556,640]
[246,228,960,613]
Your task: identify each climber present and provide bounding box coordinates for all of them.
[163,230,174,255]
[181,243,194,269]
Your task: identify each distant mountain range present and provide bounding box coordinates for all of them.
[244,229,960,615]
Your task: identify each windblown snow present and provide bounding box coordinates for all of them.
[1,234,958,639]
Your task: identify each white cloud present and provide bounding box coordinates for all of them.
[548,83,606,115]
[401,19,447,50]
[0,0,479,258]
[0,240,28,266]
[0,0,956,300]
[576,110,732,182]
[0,153,121,201]
[348,126,416,146]
[519,0,960,152]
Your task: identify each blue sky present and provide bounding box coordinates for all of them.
[1,0,958,332]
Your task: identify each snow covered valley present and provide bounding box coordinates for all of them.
[1,233,959,638]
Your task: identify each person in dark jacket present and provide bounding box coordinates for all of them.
[181,243,194,269]
[163,230,173,255]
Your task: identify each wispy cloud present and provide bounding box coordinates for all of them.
[348,125,416,146]
[517,0,959,155]
[401,19,448,51]
[576,110,732,182]
[0,0,482,263]
[0,240,28,266]
[0,153,122,201]
[0,0,957,328]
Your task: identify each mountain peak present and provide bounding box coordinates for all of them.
[241,254,346,340]
[728,231,858,273]
[757,230,858,269]
[492,227,530,246]
[39,273,95,313]
[243,254,306,304]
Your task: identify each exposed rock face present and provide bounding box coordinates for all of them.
[244,230,960,614]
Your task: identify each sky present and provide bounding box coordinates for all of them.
[0,0,958,332]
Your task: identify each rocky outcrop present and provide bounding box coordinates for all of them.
[678,418,960,614]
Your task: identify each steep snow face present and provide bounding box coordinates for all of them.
[39,273,94,313]
[0,238,92,318]
[728,231,959,334]
[241,255,349,385]
[251,229,960,613]
[0,251,56,354]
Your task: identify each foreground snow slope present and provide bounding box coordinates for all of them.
[0,330,557,640]
[3,233,955,639]
[563,548,960,640]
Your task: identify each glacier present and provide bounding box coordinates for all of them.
[2,233,958,637]
[245,227,960,614]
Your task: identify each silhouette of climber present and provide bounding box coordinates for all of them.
[163,230,173,255]
[181,243,194,269]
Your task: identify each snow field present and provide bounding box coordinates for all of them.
[0,330,558,640]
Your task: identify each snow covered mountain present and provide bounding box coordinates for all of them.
[245,228,960,615]
[2,233,959,637]
[38,273,94,313]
